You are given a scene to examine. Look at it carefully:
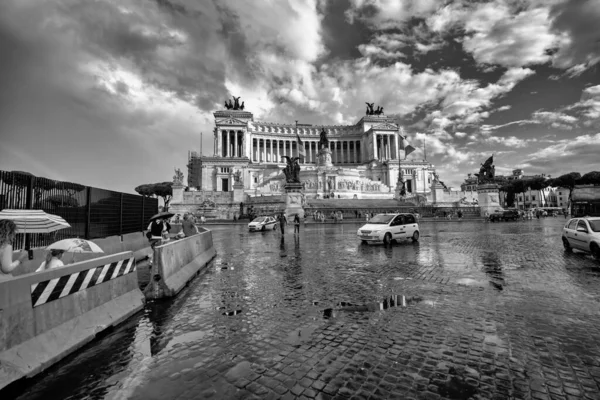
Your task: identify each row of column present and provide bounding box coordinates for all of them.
[215,131,400,161]
[251,139,362,164]
[374,134,398,160]
[215,130,245,158]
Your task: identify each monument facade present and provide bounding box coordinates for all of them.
[186,98,437,201]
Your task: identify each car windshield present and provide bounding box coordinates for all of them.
[369,214,395,224]
[587,220,600,232]
[252,217,266,223]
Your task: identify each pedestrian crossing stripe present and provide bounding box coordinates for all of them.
[30,258,136,308]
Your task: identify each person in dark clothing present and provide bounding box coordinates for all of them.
[293,214,300,234]
[147,218,171,248]
[279,212,288,234]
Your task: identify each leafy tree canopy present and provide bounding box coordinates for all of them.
[135,182,173,210]
[550,172,581,190]
[579,171,600,185]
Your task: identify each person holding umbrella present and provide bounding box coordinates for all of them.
[0,220,29,278]
[147,212,172,248]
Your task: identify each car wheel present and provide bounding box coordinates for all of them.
[412,231,420,242]
[361,240,368,245]
[563,237,572,253]
[273,225,277,231]
[383,233,392,246]
[591,243,600,260]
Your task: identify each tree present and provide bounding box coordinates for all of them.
[579,171,600,185]
[550,172,581,211]
[59,181,86,197]
[41,194,79,208]
[134,184,156,197]
[1,171,34,208]
[135,182,173,211]
[510,179,528,210]
[528,176,549,207]
[498,180,514,207]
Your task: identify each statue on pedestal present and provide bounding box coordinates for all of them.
[281,156,301,183]
[223,96,246,111]
[173,167,184,185]
[319,128,329,150]
[365,102,384,115]
[233,170,243,184]
[475,155,496,184]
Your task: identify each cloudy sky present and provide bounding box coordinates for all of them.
[0,0,598,193]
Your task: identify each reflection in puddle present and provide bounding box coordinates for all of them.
[165,330,210,351]
[322,295,424,319]
[222,309,242,316]
[286,325,319,346]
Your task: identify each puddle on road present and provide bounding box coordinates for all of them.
[322,295,425,319]
[456,277,503,291]
[225,361,252,381]
[165,330,211,351]
[222,309,243,316]
[437,374,478,399]
[286,325,319,346]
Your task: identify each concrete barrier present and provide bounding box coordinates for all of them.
[93,235,124,255]
[122,232,152,262]
[0,251,144,390]
[144,228,216,299]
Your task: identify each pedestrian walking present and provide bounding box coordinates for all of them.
[293,214,300,234]
[457,210,463,221]
[279,212,288,234]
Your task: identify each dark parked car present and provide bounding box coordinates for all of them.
[489,209,519,222]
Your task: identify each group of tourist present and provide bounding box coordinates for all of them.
[0,210,206,280]
[0,219,70,280]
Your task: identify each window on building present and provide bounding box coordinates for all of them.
[532,195,535,201]
[220,167,230,173]
[559,192,562,195]
[560,202,562,206]
[254,177,258,183]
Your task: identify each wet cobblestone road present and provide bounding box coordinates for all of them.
[9,218,600,400]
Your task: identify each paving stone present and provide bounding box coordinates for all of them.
[16,220,600,400]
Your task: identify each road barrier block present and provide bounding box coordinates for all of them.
[0,251,144,391]
[144,229,216,299]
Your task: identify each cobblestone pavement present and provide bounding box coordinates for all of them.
[9,218,600,400]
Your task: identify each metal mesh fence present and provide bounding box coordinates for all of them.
[0,170,158,248]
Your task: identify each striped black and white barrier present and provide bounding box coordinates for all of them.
[30,257,136,308]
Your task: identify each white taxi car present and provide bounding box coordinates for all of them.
[562,217,600,259]
[357,213,419,245]
[248,216,278,232]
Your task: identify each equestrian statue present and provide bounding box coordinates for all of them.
[281,156,302,183]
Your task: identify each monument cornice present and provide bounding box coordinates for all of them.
[215,117,248,126]
[214,110,254,119]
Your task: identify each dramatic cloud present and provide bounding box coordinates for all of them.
[524,133,600,174]
[0,0,598,192]
[550,0,600,73]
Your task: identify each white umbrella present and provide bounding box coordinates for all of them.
[0,209,71,233]
[46,238,103,253]
[46,238,103,264]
